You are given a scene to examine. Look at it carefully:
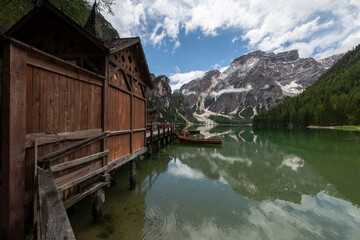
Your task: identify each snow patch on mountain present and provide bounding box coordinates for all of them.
[275,81,304,96]
[210,85,253,99]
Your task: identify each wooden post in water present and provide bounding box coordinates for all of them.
[157,124,161,152]
[165,123,168,145]
[92,188,105,222]
[162,124,166,146]
[130,158,137,189]
[167,124,171,143]
[148,123,153,157]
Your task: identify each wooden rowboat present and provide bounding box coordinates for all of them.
[178,136,222,144]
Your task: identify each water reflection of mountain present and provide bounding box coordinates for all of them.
[254,128,360,206]
[171,126,360,205]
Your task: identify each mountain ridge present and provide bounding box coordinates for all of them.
[253,45,360,127]
[175,49,343,123]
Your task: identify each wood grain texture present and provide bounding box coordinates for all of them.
[1,43,27,240]
[38,169,76,240]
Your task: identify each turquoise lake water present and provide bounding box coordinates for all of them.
[70,126,360,240]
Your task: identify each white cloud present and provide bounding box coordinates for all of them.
[105,0,360,57]
[168,159,205,180]
[172,40,181,53]
[169,70,206,91]
[173,65,180,73]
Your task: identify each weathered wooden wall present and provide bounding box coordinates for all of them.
[1,38,149,239]
[107,46,147,164]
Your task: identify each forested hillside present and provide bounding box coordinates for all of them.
[0,0,92,35]
[253,45,360,127]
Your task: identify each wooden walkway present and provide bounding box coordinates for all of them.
[35,122,183,240]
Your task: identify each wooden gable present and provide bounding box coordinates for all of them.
[5,1,107,75]
[108,39,153,99]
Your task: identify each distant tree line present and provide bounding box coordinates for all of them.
[253,44,360,127]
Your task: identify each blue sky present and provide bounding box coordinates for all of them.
[103,0,360,90]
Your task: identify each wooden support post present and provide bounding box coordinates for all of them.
[167,124,171,143]
[33,139,39,228]
[1,42,27,240]
[157,125,160,152]
[130,159,137,189]
[92,188,105,223]
[148,123,153,157]
[162,124,166,146]
[147,143,152,157]
[150,123,154,145]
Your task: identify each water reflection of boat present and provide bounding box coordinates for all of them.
[188,130,200,134]
[178,136,222,144]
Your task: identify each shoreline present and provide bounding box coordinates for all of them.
[307,125,360,132]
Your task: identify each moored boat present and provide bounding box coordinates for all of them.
[178,136,222,144]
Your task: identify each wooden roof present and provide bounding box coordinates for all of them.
[84,2,119,40]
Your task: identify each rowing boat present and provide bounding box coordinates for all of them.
[178,136,222,144]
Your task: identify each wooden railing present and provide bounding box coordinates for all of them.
[36,132,110,240]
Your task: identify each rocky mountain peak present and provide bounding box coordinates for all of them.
[275,50,299,62]
[177,49,343,123]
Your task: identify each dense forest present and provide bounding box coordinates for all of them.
[253,44,360,127]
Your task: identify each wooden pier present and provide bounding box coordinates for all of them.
[33,123,182,240]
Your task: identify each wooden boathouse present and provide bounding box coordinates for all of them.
[0,1,179,239]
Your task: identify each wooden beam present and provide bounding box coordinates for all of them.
[25,129,103,148]
[1,42,27,240]
[108,82,146,101]
[57,166,108,192]
[4,37,105,80]
[103,56,109,131]
[51,150,109,173]
[108,147,147,172]
[108,61,143,88]
[38,132,109,164]
[109,129,131,136]
[130,75,134,154]
[38,169,76,240]
[63,181,108,209]
[33,139,39,226]
[27,52,104,87]
[83,58,101,75]
[133,128,146,133]
[56,53,104,59]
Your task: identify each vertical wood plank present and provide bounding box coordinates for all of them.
[32,68,41,134]
[70,80,76,131]
[1,43,27,240]
[103,56,109,131]
[39,69,47,133]
[64,77,70,132]
[53,74,60,133]
[46,72,54,132]
[26,66,33,134]
[59,75,66,132]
